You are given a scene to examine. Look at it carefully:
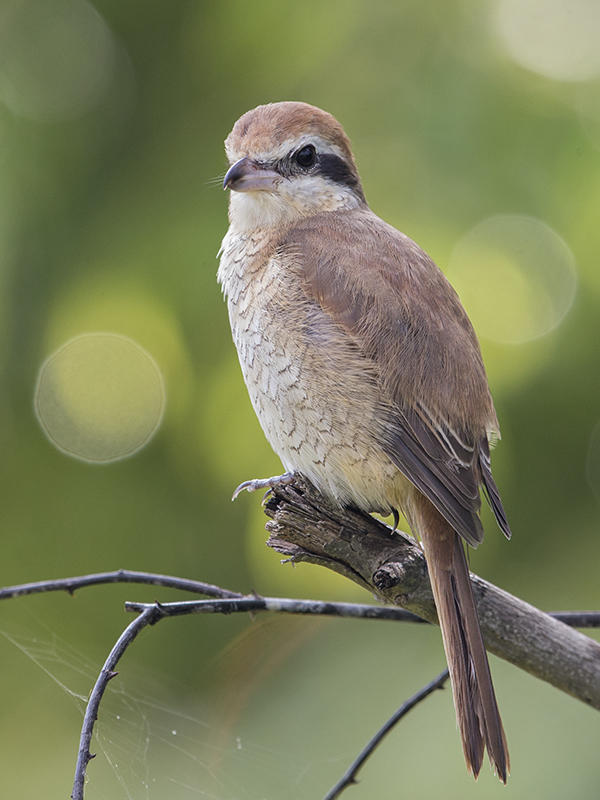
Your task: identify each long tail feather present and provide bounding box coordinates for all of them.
[416,500,509,782]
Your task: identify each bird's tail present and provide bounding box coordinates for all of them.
[415,501,509,782]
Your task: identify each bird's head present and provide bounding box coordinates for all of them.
[223,101,366,231]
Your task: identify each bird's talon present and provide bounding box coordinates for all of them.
[231,472,295,502]
[231,480,256,501]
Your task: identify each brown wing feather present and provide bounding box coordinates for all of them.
[284,208,511,544]
[380,406,484,546]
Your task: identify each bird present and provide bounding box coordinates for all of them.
[218,101,511,782]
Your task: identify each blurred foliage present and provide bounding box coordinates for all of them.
[0,0,599,798]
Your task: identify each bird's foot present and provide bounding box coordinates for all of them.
[232,471,295,502]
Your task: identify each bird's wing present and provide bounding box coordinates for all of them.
[285,208,511,546]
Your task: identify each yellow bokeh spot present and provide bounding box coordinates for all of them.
[35,333,164,463]
[448,214,577,345]
[44,272,194,429]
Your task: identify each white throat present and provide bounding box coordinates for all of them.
[227,175,362,232]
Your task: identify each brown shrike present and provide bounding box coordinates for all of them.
[218,101,511,782]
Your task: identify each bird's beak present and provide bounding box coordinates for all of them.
[223,157,281,192]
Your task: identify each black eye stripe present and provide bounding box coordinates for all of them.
[270,149,366,203]
[316,153,360,190]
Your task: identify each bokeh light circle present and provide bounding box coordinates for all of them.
[493,0,600,83]
[446,215,577,345]
[0,0,117,121]
[35,333,165,463]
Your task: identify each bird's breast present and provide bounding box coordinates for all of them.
[218,227,409,514]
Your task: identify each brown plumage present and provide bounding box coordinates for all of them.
[219,101,511,781]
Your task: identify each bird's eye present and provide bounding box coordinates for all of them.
[294,144,317,168]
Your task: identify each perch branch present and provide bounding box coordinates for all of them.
[262,477,600,710]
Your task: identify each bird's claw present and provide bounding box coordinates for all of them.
[231,472,295,502]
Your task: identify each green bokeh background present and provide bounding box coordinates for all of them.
[1,1,599,798]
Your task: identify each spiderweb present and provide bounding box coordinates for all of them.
[2,596,598,800]
[0,608,365,800]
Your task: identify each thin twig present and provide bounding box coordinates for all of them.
[549,612,600,628]
[2,572,600,627]
[124,597,600,627]
[67,597,421,799]
[71,605,163,800]
[124,596,424,622]
[0,569,243,601]
[3,568,600,798]
[66,594,600,800]
[322,668,450,800]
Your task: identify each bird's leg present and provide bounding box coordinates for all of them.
[232,471,295,501]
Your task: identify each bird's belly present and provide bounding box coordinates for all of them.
[224,262,407,514]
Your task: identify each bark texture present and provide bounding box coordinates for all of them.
[263,478,600,710]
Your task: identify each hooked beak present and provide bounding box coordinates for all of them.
[223,156,281,192]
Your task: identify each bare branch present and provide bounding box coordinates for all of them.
[71,605,162,800]
[2,503,599,798]
[263,477,600,710]
[548,612,600,628]
[2,569,600,628]
[124,596,424,622]
[2,570,599,628]
[323,668,450,800]
[0,570,243,601]
[124,597,600,628]
[66,591,600,799]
